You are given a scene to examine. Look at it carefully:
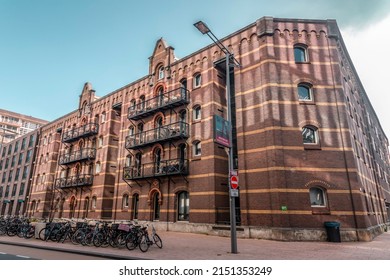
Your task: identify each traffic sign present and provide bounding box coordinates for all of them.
[230,189,239,197]
[230,175,239,189]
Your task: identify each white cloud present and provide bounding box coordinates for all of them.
[341,14,390,140]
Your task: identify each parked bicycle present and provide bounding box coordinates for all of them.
[138,224,162,252]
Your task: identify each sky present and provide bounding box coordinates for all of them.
[1,0,390,139]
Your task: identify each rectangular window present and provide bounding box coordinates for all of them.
[22,166,28,180]
[26,150,32,163]
[28,135,35,147]
[19,182,25,196]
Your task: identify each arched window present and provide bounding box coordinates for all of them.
[81,101,88,115]
[101,111,106,123]
[152,192,160,220]
[130,99,136,110]
[298,83,313,101]
[294,45,308,62]
[128,126,135,136]
[193,73,201,88]
[302,126,318,144]
[158,65,165,80]
[309,187,326,207]
[122,194,129,208]
[138,123,144,144]
[125,155,132,167]
[91,196,97,209]
[132,193,139,220]
[155,116,163,139]
[157,86,164,106]
[178,143,187,161]
[154,148,162,174]
[139,95,145,111]
[98,136,103,148]
[180,79,188,99]
[83,197,89,219]
[193,141,201,156]
[193,105,201,121]
[135,153,142,177]
[177,191,190,221]
[95,161,101,174]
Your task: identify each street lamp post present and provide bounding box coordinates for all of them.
[194,21,240,254]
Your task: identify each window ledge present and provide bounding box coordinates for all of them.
[304,144,321,150]
[295,61,311,65]
[311,207,330,215]
[299,100,316,105]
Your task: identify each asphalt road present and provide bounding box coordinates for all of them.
[0,243,109,260]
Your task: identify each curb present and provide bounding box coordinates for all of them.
[0,239,148,260]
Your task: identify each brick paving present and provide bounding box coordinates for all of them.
[1,230,390,260]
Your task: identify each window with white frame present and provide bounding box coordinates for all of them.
[297,83,313,101]
[122,194,129,208]
[309,187,326,207]
[193,73,201,88]
[95,162,101,174]
[302,126,318,144]
[193,105,201,121]
[294,45,308,62]
[92,196,97,209]
[98,136,103,148]
[101,111,106,123]
[193,141,201,156]
[158,65,164,80]
[177,191,189,221]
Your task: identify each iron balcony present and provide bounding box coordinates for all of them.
[58,148,96,165]
[125,121,189,149]
[62,123,99,143]
[54,174,94,189]
[123,158,189,180]
[128,87,189,120]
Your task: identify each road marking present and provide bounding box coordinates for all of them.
[16,255,31,259]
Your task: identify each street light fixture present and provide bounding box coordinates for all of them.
[194,20,240,254]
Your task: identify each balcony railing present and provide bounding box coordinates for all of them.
[125,121,189,149]
[62,123,99,143]
[123,158,188,180]
[54,174,94,189]
[128,87,189,120]
[58,148,96,165]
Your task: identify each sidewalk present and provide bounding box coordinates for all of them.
[1,230,390,260]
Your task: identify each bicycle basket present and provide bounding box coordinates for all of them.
[118,224,131,232]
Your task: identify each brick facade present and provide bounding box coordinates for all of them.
[14,17,390,241]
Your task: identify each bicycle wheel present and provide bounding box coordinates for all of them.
[115,232,127,248]
[82,232,93,246]
[6,225,18,237]
[71,230,84,245]
[93,232,104,247]
[39,227,47,241]
[139,234,149,252]
[50,228,60,242]
[16,227,25,238]
[153,234,163,249]
[125,233,139,251]
[0,226,6,236]
[99,233,110,248]
[25,226,35,239]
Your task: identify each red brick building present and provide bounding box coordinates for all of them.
[27,17,390,241]
[0,130,39,216]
